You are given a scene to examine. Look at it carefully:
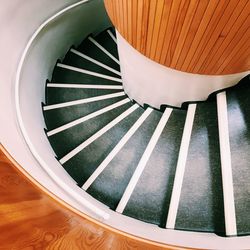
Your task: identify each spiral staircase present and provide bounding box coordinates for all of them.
[1,0,250,249]
[43,25,250,236]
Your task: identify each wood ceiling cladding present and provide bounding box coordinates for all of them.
[104,0,250,75]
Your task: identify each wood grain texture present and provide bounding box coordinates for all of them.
[0,145,189,250]
[104,0,250,75]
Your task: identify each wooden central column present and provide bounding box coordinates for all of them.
[105,0,249,75]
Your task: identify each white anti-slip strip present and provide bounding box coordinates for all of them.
[166,104,196,229]
[57,63,122,82]
[88,36,120,65]
[59,104,139,164]
[70,48,121,76]
[217,91,237,236]
[107,29,117,44]
[47,83,122,89]
[82,107,153,190]
[47,98,130,137]
[116,108,173,213]
[43,92,125,111]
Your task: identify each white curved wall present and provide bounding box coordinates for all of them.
[16,0,115,219]
[0,0,112,217]
[117,32,250,108]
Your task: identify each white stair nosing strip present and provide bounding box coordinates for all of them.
[57,63,122,82]
[43,92,125,111]
[59,104,139,164]
[82,107,153,190]
[47,98,130,137]
[70,48,121,76]
[88,36,120,65]
[166,104,196,229]
[116,108,173,213]
[47,83,123,89]
[107,29,117,44]
[217,91,237,236]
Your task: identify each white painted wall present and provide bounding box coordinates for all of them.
[117,32,250,108]
[0,0,112,217]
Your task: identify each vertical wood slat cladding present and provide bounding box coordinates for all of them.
[104,0,249,75]
[0,146,184,249]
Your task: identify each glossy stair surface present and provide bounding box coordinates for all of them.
[227,77,250,236]
[42,27,250,237]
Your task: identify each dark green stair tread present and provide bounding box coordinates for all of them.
[63,51,120,78]
[227,75,250,235]
[109,27,116,37]
[63,108,144,185]
[123,109,186,226]
[86,110,162,210]
[47,102,132,159]
[43,95,127,131]
[94,29,119,60]
[51,66,121,85]
[77,35,120,72]
[42,26,250,236]
[46,87,122,105]
[175,101,225,234]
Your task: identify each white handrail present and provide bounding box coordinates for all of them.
[15,0,110,221]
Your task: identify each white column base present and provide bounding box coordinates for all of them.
[116,31,249,109]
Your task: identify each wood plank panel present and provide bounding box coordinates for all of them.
[186,1,230,72]
[216,29,248,72]
[150,0,165,59]
[131,0,137,47]
[199,0,248,73]
[127,0,132,44]
[140,0,150,54]
[104,0,250,75]
[191,0,243,73]
[167,0,190,65]
[160,0,183,65]
[0,145,187,249]
[224,45,250,75]
[145,0,158,57]
[154,0,173,62]
[180,1,220,72]
[136,0,144,50]
[175,0,210,70]
[169,0,199,68]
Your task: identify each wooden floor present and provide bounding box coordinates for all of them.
[0,146,188,250]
